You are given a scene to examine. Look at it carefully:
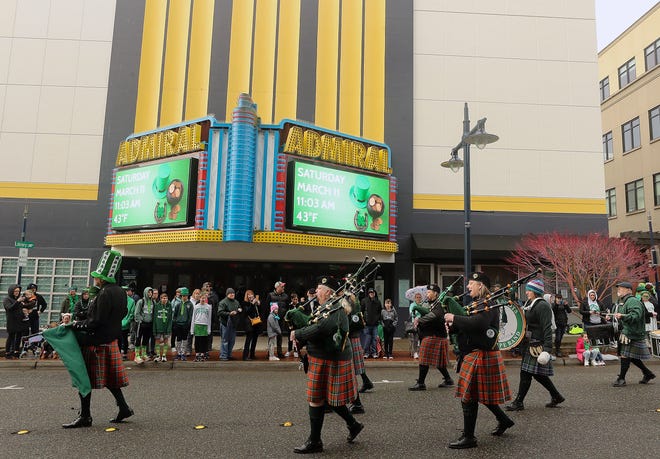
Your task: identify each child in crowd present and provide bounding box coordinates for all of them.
[173,288,193,361]
[267,303,281,361]
[576,333,605,366]
[61,313,72,325]
[191,293,212,362]
[153,292,173,362]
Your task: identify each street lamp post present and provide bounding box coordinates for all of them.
[647,213,658,292]
[441,103,499,290]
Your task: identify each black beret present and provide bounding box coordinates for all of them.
[317,276,339,291]
[469,272,491,289]
[427,284,441,293]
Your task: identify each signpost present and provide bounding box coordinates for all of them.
[17,248,29,268]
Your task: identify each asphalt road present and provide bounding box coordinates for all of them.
[0,361,658,458]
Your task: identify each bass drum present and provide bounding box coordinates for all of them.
[497,302,526,351]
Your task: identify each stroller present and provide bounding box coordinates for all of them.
[19,332,45,359]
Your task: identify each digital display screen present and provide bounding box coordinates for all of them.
[111,157,197,231]
[286,160,390,238]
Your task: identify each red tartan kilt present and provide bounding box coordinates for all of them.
[455,350,510,404]
[306,356,357,407]
[350,337,365,375]
[82,340,129,389]
[418,336,449,368]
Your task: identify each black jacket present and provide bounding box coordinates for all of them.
[551,300,572,327]
[4,284,28,334]
[361,296,382,326]
[417,301,447,339]
[72,283,127,345]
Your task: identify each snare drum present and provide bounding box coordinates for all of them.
[650,330,660,358]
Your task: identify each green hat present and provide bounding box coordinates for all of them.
[180,287,190,296]
[636,282,647,292]
[91,250,122,284]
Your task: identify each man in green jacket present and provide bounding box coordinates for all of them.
[612,281,656,387]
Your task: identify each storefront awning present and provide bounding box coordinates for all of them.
[412,233,520,261]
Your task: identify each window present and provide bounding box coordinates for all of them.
[618,58,636,89]
[655,174,660,207]
[650,105,660,141]
[0,257,91,329]
[621,117,640,152]
[606,188,617,218]
[625,179,645,213]
[602,131,613,161]
[599,77,610,102]
[645,38,660,71]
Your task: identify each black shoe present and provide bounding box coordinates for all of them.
[358,381,374,393]
[294,440,323,454]
[612,378,626,387]
[110,408,134,423]
[347,422,364,443]
[349,403,365,414]
[505,400,524,411]
[640,373,656,384]
[408,382,426,391]
[545,394,565,408]
[62,416,92,428]
[438,378,454,388]
[491,418,515,436]
[448,436,477,449]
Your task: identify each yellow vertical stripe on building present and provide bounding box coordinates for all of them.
[362,0,385,142]
[160,0,191,127]
[274,0,301,122]
[225,0,255,121]
[338,0,362,136]
[134,0,167,132]
[185,0,215,120]
[315,0,340,130]
[251,0,278,124]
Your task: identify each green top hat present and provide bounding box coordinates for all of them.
[349,176,371,208]
[179,287,190,296]
[152,163,171,199]
[91,250,122,284]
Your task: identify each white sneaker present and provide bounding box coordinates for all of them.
[161,355,167,362]
[134,355,143,364]
[413,352,419,359]
[269,356,280,361]
[383,356,388,359]
[372,353,379,359]
[284,352,290,357]
[154,356,161,362]
[388,356,393,360]
[584,360,589,366]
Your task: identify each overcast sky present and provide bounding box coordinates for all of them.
[596,0,658,50]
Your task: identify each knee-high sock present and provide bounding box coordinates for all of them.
[332,404,358,427]
[438,366,451,380]
[533,374,561,399]
[418,365,429,384]
[619,358,631,379]
[108,387,130,412]
[80,392,92,418]
[516,371,533,402]
[360,372,372,385]
[485,403,512,424]
[461,402,478,438]
[630,358,653,377]
[308,405,325,443]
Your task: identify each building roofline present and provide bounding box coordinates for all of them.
[598,2,660,56]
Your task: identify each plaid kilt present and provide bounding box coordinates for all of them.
[350,337,365,375]
[418,336,449,368]
[306,356,357,407]
[520,349,554,376]
[81,340,129,389]
[619,339,651,360]
[455,350,511,404]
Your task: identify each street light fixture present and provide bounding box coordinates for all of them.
[441,103,499,290]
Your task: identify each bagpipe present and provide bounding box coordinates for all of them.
[287,257,380,369]
[411,276,464,317]
[444,269,540,354]
[463,268,542,315]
